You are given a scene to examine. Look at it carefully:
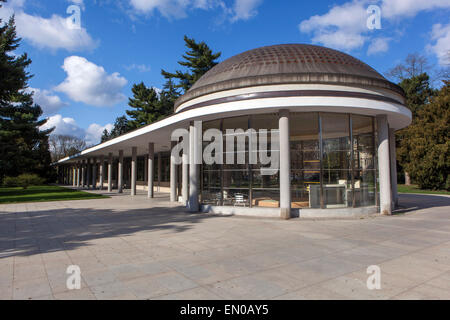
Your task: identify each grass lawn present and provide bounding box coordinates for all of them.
[0,185,109,204]
[398,184,450,195]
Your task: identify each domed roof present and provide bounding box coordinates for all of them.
[175,44,404,110]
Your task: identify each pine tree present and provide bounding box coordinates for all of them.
[158,77,180,117]
[126,82,165,129]
[161,35,221,93]
[0,15,54,182]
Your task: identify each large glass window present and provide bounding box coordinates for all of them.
[290,113,320,208]
[200,112,377,210]
[352,115,376,207]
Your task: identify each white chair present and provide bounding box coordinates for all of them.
[234,193,246,206]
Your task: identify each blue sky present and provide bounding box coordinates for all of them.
[1,0,449,145]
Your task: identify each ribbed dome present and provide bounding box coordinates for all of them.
[175,44,403,110]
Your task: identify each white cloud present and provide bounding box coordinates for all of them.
[41,114,113,146]
[41,114,85,137]
[298,0,450,53]
[0,0,97,51]
[367,37,391,55]
[381,0,450,19]
[125,63,151,72]
[85,123,114,145]
[55,56,127,107]
[298,0,368,51]
[27,88,67,115]
[230,0,263,22]
[427,23,450,66]
[129,0,263,22]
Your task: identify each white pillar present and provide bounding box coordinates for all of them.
[92,158,97,189]
[118,150,124,193]
[389,128,398,208]
[86,159,91,189]
[72,166,76,187]
[81,161,85,188]
[279,110,291,219]
[99,155,105,190]
[182,149,189,205]
[170,141,177,202]
[377,115,392,215]
[107,153,113,192]
[189,122,200,212]
[157,152,162,192]
[76,162,80,188]
[148,143,154,198]
[131,147,137,196]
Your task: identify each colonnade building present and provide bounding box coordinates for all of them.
[56,44,411,219]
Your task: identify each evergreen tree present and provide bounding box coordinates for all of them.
[158,77,180,117]
[161,35,221,92]
[400,81,449,190]
[102,116,131,142]
[0,14,54,182]
[126,82,165,129]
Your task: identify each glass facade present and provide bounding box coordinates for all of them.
[201,112,377,209]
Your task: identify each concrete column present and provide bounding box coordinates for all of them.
[99,155,105,190]
[188,122,200,212]
[118,150,124,193]
[148,143,154,198]
[182,148,189,205]
[81,161,85,188]
[131,147,137,196]
[389,128,398,208]
[157,152,162,192]
[86,159,91,189]
[377,115,392,215]
[73,166,76,187]
[107,153,113,192]
[76,162,80,188]
[170,141,177,202]
[279,110,291,220]
[92,158,97,189]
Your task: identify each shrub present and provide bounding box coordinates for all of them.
[3,174,45,189]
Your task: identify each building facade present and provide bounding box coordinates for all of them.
[56,44,411,219]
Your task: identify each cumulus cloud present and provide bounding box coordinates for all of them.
[41,114,113,146]
[27,88,68,115]
[129,0,263,22]
[427,23,450,66]
[230,0,263,22]
[298,0,450,53]
[299,0,368,51]
[381,0,450,19]
[0,0,97,51]
[55,56,127,107]
[367,37,391,55]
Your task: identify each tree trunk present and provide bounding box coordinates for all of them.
[405,172,411,186]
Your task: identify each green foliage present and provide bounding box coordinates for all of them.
[0,15,54,183]
[161,35,221,93]
[126,82,163,129]
[101,116,131,142]
[3,174,44,189]
[399,81,449,190]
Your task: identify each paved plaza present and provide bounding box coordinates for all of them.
[0,190,449,300]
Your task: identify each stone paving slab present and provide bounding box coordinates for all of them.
[0,190,449,300]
